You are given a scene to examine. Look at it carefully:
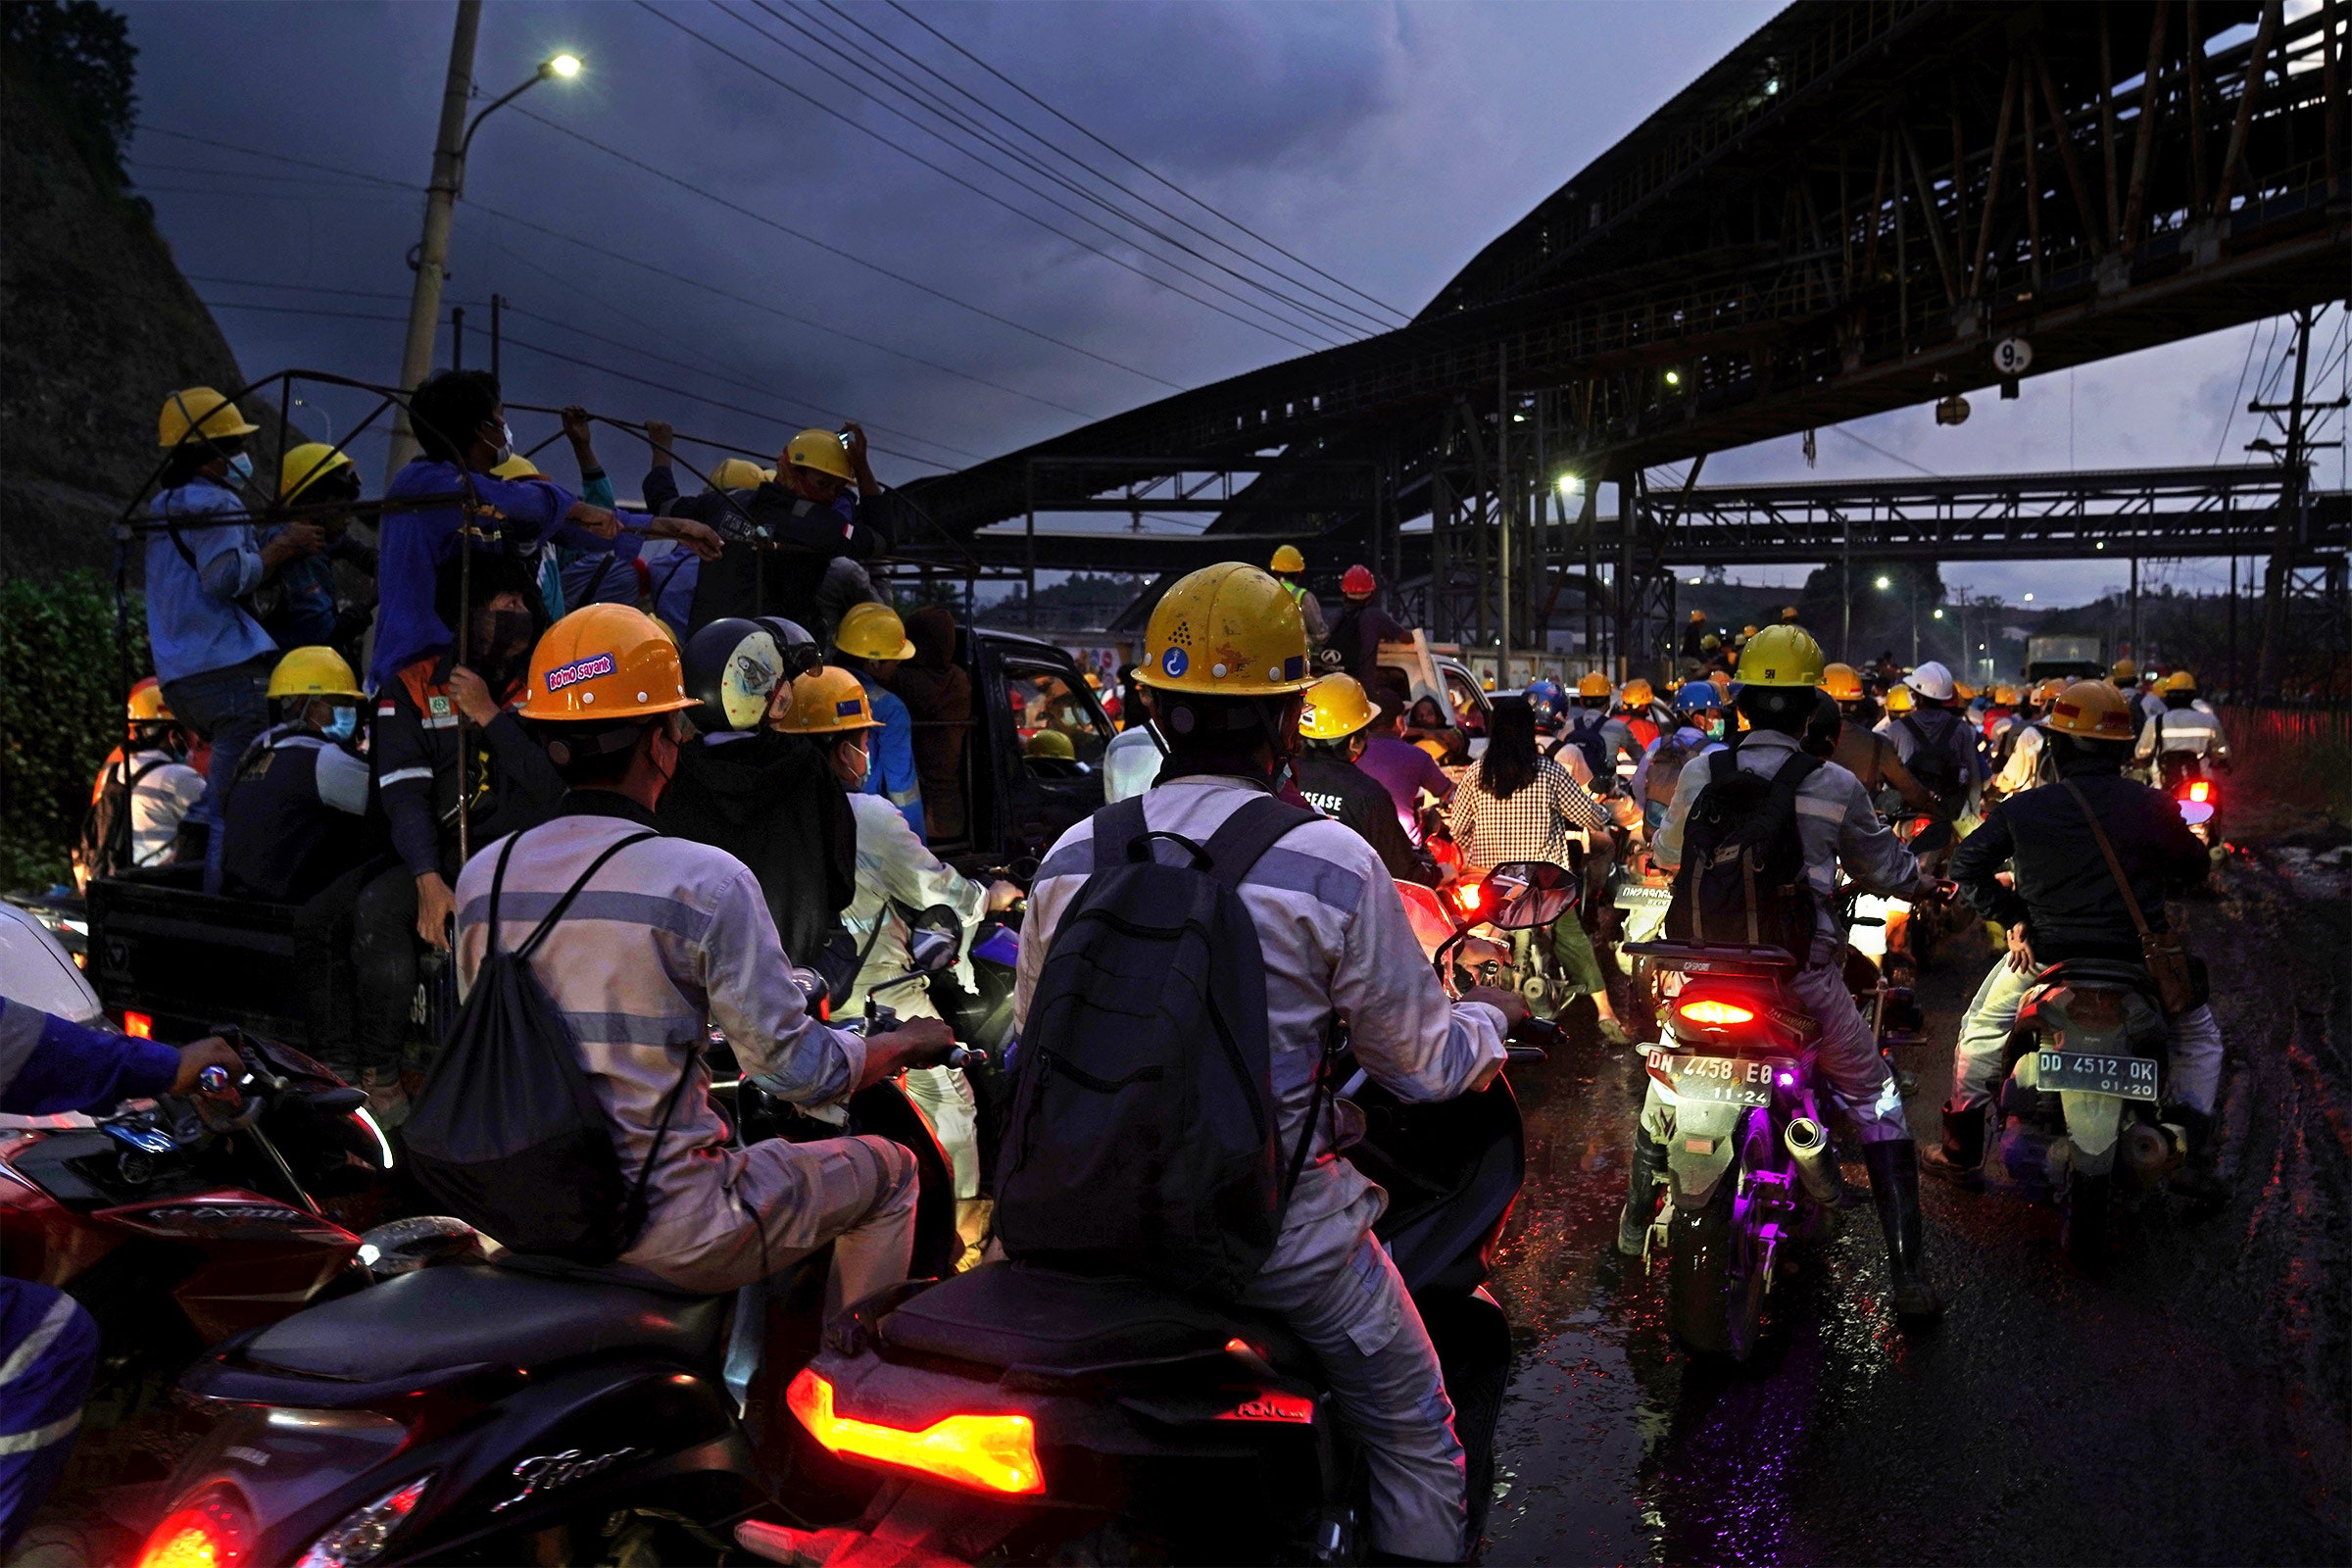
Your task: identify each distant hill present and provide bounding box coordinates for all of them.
[0,2,292,582]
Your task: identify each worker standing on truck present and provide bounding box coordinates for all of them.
[146,388,324,892]
[1269,545,1329,650]
[74,679,206,891]
[832,602,925,839]
[268,443,377,659]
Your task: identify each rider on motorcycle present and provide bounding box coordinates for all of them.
[1013,564,1528,1564]
[1294,672,1443,886]
[1988,678,2065,799]
[1928,680,2225,1191]
[2132,670,2229,785]
[1637,626,1946,1318]
[452,606,957,1303]
[1820,662,1938,816]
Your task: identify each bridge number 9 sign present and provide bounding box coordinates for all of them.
[1991,336,2034,376]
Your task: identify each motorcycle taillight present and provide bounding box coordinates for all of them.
[2182,780,2212,804]
[137,1490,251,1568]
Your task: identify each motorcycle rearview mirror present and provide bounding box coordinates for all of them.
[1484,860,1578,930]
[906,925,959,976]
[1909,820,1955,855]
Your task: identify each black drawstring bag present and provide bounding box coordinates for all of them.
[404,828,696,1262]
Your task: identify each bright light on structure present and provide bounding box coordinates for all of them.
[1663,369,1683,387]
[1555,472,1584,498]
[1875,575,1892,590]
[1933,609,1945,619]
[547,52,582,77]
[2023,593,2035,603]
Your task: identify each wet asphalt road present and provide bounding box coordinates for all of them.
[1479,848,2352,1567]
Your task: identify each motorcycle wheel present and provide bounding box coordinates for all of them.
[2060,1169,2112,1269]
[1665,1166,1766,1360]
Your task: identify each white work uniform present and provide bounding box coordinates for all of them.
[106,749,206,868]
[1653,730,1923,1144]
[842,793,989,1199]
[2133,707,2230,767]
[1016,775,1507,1563]
[457,806,916,1299]
[1990,720,2050,797]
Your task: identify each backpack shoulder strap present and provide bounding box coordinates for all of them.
[1089,794,1151,869]
[1707,749,1738,786]
[1767,750,1823,803]
[1201,794,1320,892]
[509,828,662,960]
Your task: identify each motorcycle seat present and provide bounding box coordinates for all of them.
[241,1262,729,1381]
[878,1260,1310,1380]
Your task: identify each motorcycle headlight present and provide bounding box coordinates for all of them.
[292,1476,431,1568]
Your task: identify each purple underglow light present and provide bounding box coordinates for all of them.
[1778,1072,1795,1087]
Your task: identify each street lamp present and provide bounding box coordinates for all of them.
[385,3,586,477]
[1555,472,1583,499]
[1875,574,1892,590]
[1877,572,1921,663]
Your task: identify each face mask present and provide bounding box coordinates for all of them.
[836,740,869,788]
[320,706,359,743]
[224,452,255,482]
[487,421,514,465]
[1705,717,1726,740]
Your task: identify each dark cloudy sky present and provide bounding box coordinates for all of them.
[120,0,2343,608]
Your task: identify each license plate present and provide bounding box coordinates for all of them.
[1667,1054,1775,1106]
[1615,882,1671,909]
[2035,1051,2160,1101]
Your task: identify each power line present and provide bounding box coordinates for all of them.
[1826,423,1942,477]
[632,3,1329,356]
[758,0,1373,342]
[800,0,1396,337]
[199,299,951,470]
[191,272,983,464]
[135,126,1104,418]
[513,101,1186,389]
[885,0,1409,327]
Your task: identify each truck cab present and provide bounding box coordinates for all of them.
[1378,631,1494,763]
[920,627,1115,872]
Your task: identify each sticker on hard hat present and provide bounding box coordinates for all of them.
[546,653,616,692]
[835,699,864,718]
[1161,647,1188,678]
[1284,656,1304,680]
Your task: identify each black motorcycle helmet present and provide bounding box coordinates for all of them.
[752,615,822,683]
[682,617,786,735]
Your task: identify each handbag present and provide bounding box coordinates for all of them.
[2058,781,2197,1015]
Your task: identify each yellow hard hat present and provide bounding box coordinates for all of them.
[774,665,883,735]
[1137,563,1312,695]
[1737,624,1826,687]
[126,676,172,722]
[710,457,767,490]
[1269,544,1306,575]
[158,386,259,450]
[2031,677,2067,705]
[1620,678,1654,708]
[1780,606,1799,621]
[489,455,543,481]
[1953,681,1978,702]
[267,646,362,700]
[760,466,779,483]
[1577,671,1612,698]
[786,427,854,481]
[2109,658,2138,683]
[1992,682,2023,706]
[1699,634,1721,651]
[1023,729,1076,761]
[1299,673,1379,740]
[1083,670,1102,689]
[519,604,695,722]
[279,442,355,500]
[834,601,915,662]
[1884,683,1916,714]
[2158,669,2197,695]
[2045,679,2136,739]
[1821,662,1864,702]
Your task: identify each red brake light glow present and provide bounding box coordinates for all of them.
[1452,879,1485,914]
[1218,1391,1315,1424]
[786,1368,1043,1495]
[1677,999,1756,1027]
[2186,781,2211,803]
[123,1011,154,1039]
[137,1494,249,1568]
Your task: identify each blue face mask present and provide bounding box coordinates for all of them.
[320,705,359,743]
[224,452,255,482]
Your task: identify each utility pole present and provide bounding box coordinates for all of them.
[386,0,482,483]
[1496,345,1511,689]
[2252,306,2348,696]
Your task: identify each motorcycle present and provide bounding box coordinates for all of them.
[2158,754,2223,848]
[732,865,1568,1566]
[129,956,976,1568]
[1622,937,1840,1361]
[1985,958,2185,1267]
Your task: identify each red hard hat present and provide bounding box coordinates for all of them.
[1341,564,1377,598]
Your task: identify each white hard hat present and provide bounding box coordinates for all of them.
[1904,661,1957,702]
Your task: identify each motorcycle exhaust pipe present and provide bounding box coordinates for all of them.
[2121,1120,2185,1179]
[1784,1117,1840,1203]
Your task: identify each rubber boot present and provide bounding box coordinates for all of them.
[2166,1105,2228,1210]
[1862,1140,1944,1318]
[1918,1102,1984,1187]
[1617,1134,1668,1257]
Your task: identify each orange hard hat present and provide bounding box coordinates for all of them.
[519,605,695,722]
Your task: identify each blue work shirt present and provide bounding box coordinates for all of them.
[0,997,178,1116]
[370,459,585,689]
[144,478,277,682]
[542,470,634,619]
[857,670,924,839]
